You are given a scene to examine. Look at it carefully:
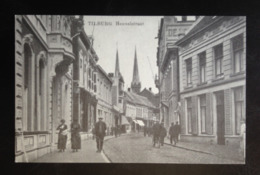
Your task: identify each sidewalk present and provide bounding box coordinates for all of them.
[33,135,115,163]
[164,138,244,162]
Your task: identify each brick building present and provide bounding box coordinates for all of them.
[175,16,246,147]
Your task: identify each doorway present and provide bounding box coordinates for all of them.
[215,91,225,145]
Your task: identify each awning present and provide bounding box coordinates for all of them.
[121,115,130,125]
[132,119,138,124]
[136,120,145,126]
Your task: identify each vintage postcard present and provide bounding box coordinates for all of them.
[15,15,246,164]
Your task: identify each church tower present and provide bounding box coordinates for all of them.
[131,46,141,93]
[115,48,120,77]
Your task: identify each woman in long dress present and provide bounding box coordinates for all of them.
[57,119,68,152]
[71,120,81,152]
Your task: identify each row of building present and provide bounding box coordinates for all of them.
[155,16,246,148]
[15,15,159,162]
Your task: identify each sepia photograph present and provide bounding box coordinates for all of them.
[14,15,246,164]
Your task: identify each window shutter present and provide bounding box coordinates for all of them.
[206,93,213,135]
[191,96,198,135]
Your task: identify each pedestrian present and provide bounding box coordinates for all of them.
[152,120,161,147]
[240,118,246,159]
[71,119,81,152]
[92,125,96,140]
[118,125,121,136]
[95,116,107,153]
[144,125,147,137]
[57,119,68,152]
[172,122,180,146]
[114,126,118,137]
[169,122,174,145]
[175,121,181,142]
[159,123,167,146]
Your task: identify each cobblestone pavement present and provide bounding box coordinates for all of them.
[103,133,244,164]
[33,136,113,163]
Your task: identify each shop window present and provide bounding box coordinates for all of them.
[187,98,192,133]
[234,87,244,135]
[200,95,206,133]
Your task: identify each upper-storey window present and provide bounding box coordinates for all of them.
[214,44,223,77]
[198,52,206,83]
[186,58,192,86]
[232,34,244,73]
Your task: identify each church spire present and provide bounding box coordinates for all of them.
[115,46,120,77]
[131,46,141,93]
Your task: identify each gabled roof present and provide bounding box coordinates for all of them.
[175,16,226,46]
[125,91,156,109]
[96,65,113,84]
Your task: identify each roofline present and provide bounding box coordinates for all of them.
[97,65,113,84]
[124,91,156,109]
[80,29,99,61]
[175,16,225,46]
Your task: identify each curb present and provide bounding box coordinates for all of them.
[163,142,244,162]
[102,134,128,163]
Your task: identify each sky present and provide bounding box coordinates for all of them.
[84,16,162,94]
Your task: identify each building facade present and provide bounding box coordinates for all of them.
[124,90,158,131]
[175,16,246,147]
[108,49,125,128]
[96,65,114,134]
[15,15,74,162]
[72,16,99,139]
[155,16,196,130]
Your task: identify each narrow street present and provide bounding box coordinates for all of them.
[103,133,243,164]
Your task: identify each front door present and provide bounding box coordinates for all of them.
[216,91,225,145]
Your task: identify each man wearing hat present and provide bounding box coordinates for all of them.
[95,116,107,153]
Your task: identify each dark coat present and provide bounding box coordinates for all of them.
[57,124,68,149]
[152,123,161,137]
[173,124,180,137]
[95,121,107,136]
[160,127,167,137]
[169,125,174,136]
[71,122,81,149]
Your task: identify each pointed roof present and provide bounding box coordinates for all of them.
[115,48,120,77]
[132,46,140,84]
[125,91,156,109]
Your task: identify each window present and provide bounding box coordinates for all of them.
[214,44,223,77]
[88,68,91,78]
[39,60,44,95]
[187,98,192,133]
[232,35,244,73]
[200,95,206,133]
[234,87,244,135]
[198,52,206,83]
[186,58,192,86]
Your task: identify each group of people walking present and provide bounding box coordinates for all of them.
[56,116,108,153]
[143,121,180,147]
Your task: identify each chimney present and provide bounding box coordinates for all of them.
[149,87,152,91]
